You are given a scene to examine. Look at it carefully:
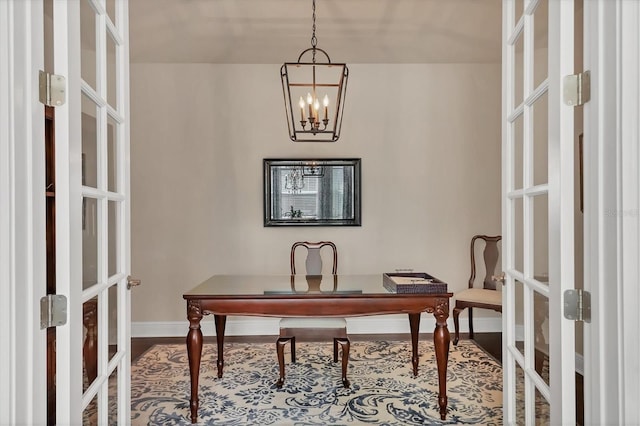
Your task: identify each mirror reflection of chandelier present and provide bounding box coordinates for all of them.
[284,167,305,193]
[302,162,324,177]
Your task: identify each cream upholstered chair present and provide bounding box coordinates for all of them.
[453,235,502,345]
[276,241,350,388]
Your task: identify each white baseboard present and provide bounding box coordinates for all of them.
[131,316,503,338]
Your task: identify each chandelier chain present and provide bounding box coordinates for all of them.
[311,0,317,62]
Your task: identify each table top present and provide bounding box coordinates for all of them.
[183,274,452,299]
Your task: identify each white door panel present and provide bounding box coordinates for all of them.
[53,0,131,423]
[502,0,576,423]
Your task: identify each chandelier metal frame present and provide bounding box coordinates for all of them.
[280,0,349,142]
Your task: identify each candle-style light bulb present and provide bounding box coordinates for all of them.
[313,98,320,120]
[322,94,329,120]
[306,93,313,119]
[299,96,305,121]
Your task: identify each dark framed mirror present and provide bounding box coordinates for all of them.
[263,158,361,226]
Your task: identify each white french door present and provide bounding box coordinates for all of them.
[501,0,576,424]
[53,0,132,424]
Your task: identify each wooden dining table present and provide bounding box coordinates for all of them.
[183,274,452,423]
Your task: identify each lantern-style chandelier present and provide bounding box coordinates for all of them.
[280,0,349,142]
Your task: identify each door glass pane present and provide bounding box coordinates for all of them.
[108,200,118,277]
[82,297,98,392]
[533,0,549,89]
[106,0,116,27]
[83,393,98,426]
[80,0,96,90]
[533,194,549,281]
[106,31,117,108]
[536,388,551,425]
[108,367,119,423]
[515,362,526,423]
[514,33,524,108]
[514,197,524,273]
[82,198,98,288]
[107,116,118,192]
[515,279,525,358]
[82,95,98,189]
[534,289,550,388]
[513,114,524,190]
[515,0,524,21]
[108,284,118,362]
[533,92,549,186]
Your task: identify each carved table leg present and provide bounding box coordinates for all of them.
[186,301,203,424]
[214,315,227,378]
[408,313,421,377]
[432,298,451,421]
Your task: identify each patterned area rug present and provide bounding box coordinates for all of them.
[131,340,503,425]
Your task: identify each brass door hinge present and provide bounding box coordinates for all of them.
[563,289,591,323]
[40,294,68,329]
[39,70,66,107]
[563,71,590,107]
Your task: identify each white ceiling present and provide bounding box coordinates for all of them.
[128,0,502,64]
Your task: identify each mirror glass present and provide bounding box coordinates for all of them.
[264,158,361,226]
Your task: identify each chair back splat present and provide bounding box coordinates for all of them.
[469,235,501,290]
[290,241,337,275]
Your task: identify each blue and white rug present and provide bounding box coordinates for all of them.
[131,340,503,425]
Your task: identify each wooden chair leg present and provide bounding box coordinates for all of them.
[468,307,474,339]
[276,337,290,388]
[453,306,463,346]
[290,336,296,363]
[336,338,350,388]
[333,338,338,363]
[534,348,546,376]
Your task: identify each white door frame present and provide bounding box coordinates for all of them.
[616,2,640,420]
[0,1,47,425]
[583,1,640,424]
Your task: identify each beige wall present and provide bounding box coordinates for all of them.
[130,63,502,329]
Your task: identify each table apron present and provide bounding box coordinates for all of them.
[190,297,450,318]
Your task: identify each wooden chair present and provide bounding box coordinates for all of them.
[453,235,502,345]
[276,241,350,388]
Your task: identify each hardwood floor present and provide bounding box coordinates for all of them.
[131,332,582,424]
[132,332,501,363]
